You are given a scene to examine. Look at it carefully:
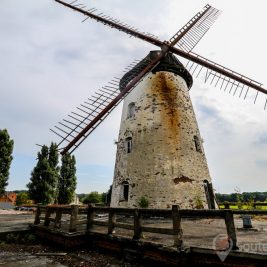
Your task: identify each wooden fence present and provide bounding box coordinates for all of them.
[32,205,260,250]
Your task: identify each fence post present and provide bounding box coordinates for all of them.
[207,182,216,209]
[172,205,183,250]
[224,202,230,209]
[44,207,52,227]
[87,204,95,231]
[133,209,141,240]
[34,205,41,225]
[108,209,116,235]
[54,208,62,229]
[69,205,79,232]
[224,210,238,250]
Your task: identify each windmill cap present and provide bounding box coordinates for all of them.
[119,50,193,91]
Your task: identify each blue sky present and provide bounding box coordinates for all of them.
[1,0,267,194]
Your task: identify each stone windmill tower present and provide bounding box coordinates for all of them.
[52,1,267,209]
[111,52,214,209]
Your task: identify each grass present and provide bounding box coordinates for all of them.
[0,232,37,245]
[219,204,267,210]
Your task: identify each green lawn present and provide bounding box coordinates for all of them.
[219,204,267,210]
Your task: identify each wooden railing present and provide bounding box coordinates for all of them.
[34,205,88,232]
[33,205,255,250]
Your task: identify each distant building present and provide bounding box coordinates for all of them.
[70,194,80,205]
[0,192,17,209]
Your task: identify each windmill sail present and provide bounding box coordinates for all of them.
[185,52,263,96]
[52,1,267,155]
[169,47,267,107]
[55,1,220,53]
[55,0,162,47]
[169,5,221,51]
[52,54,164,154]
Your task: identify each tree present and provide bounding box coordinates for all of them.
[104,185,112,206]
[49,142,60,201]
[57,153,77,204]
[49,142,59,170]
[27,144,59,204]
[215,192,267,203]
[0,129,14,195]
[82,191,102,204]
[16,192,31,206]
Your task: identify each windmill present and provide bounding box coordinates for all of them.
[52,1,267,209]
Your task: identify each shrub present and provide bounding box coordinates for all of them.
[194,196,204,209]
[194,191,204,209]
[82,191,103,204]
[138,196,149,208]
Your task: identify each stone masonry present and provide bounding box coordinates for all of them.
[111,52,214,209]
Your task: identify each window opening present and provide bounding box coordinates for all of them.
[127,102,136,118]
[125,137,132,153]
[194,135,202,153]
[120,181,129,201]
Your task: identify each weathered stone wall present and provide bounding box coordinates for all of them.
[111,71,213,209]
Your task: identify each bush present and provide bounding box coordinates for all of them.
[16,192,31,206]
[6,233,18,243]
[82,191,103,204]
[138,196,149,208]
[246,196,255,210]
[5,233,36,244]
[194,196,204,209]
[193,191,204,209]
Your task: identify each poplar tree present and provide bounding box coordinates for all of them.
[0,129,14,195]
[57,153,77,204]
[48,142,60,201]
[27,143,59,204]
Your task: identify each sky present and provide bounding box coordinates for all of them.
[1,0,267,194]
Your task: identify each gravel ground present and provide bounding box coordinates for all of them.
[0,213,34,232]
[0,244,142,267]
[0,209,33,215]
